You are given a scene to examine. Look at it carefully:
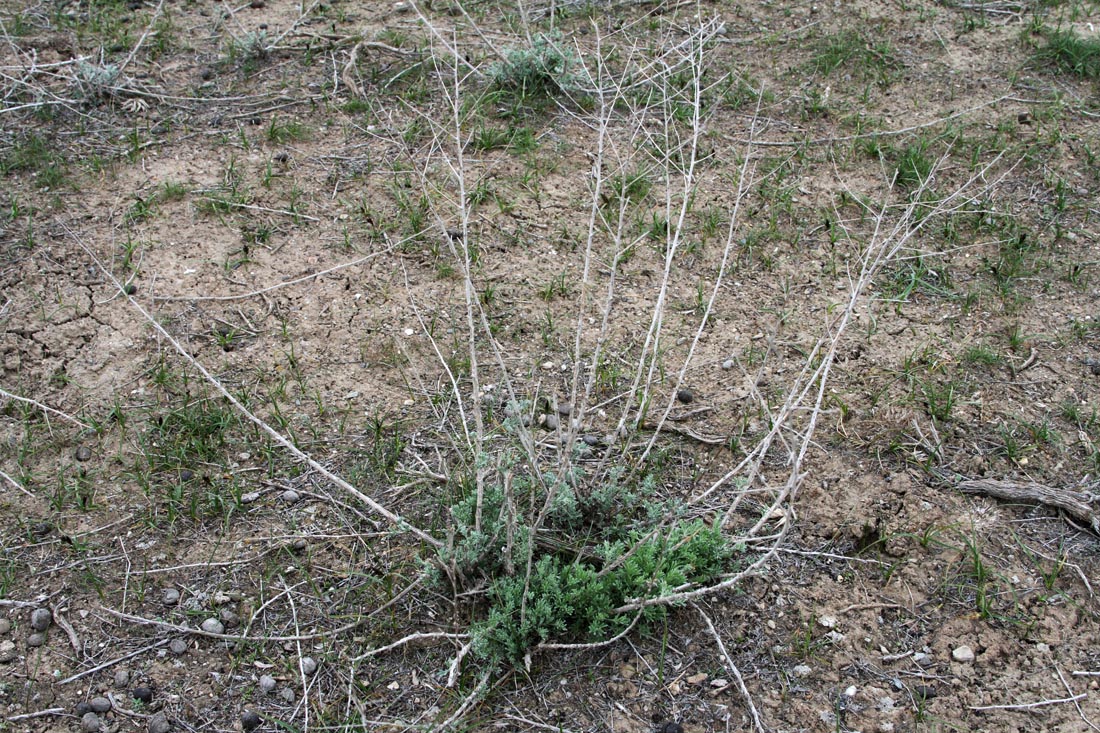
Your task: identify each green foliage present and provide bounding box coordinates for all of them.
[1,134,67,189]
[437,445,738,669]
[811,30,897,83]
[491,33,581,100]
[471,520,733,666]
[1039,28,1100,78]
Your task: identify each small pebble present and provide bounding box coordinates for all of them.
[149,711,171,733]
[721,359,735,370]
[200,618,225,635]
[241,491,261,504]
[219,609,240,629]
[31,521,52,536]
[792,664,812,678]
[74,702,92,716]
[557,404,572,416]
[952,645,975,663]
[279,687,295,703]
[114,669,130,687]
[0,619,10,634]
[581,434,601,446]
[75,446,93,462]
[169,638,188,656]
[280,490,300,504]
[179,469,194,482]
[675,388,694,404]
[133,686,153,703]
[818,615,837,629]
[30,608,52,631]
[658,723,683,733]
[300,657,317,676]
[89,697,111,713]
[0,640,17,662]
[913,684,937,699]
[541,413,560,431]
[162,588,180,606]
[259,674,277,693]
[81,712,101,732]
[26,632,46,647]
[288,539,307,553]
[241,711,262,731]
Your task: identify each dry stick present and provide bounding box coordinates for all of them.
[969,694,1087,712]
[64,224,440,549]
[57,640,169,685]
[954,477,1100,535]
[0,468,34,498]
[433,669,493,731]
[637,20,742,466]
[117,0,165,74]
[694,603,765,733]
[1055,666,1100,733]
[284,579,310,733]
[98,606,371,643]
[352,632,469,662]
[153,244,396,302]
[0,385,92,430]
[5,709,67,722]
[51,604,82,654]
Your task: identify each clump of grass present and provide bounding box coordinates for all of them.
[811,30,898,83]
[491,33,581,99]
[1039,28,1100,78]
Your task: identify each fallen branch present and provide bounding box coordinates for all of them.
[969,693,1087,711]
[952,477,1100,535]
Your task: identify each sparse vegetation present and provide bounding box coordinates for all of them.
[2,0,1100,731]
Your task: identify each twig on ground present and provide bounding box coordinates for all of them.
[57,640,169,685]
[969,693,1086,711]
[353,631,469,662]
[5,708,67,722]
[0,385,92,430]
[50,604,82,654]
[694,602,765,733]
[952,476,1100,535]
[0,468,34,498]
[1056,666,1100,732]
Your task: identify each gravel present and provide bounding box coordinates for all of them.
[89,697,111,713]
[0,640,16,663]
[114,669,130,687]
[26,632,47,647]
[162,588,181,606]
[280,489,300,504]
[952,645,975,663]
[300,656,317,676]
[81,712,101,732]
[259,674,277,693]
[0,619,10,634]
[169,638,188,655]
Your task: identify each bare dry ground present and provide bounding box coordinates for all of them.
[3,0,1100,731]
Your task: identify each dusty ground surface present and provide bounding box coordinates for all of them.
[3,0,1100,731]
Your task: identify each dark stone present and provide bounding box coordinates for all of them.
[241,710,262,731]
[132,686,154,703]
